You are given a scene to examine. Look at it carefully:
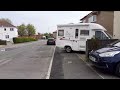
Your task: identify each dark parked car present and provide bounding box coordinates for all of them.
[89,40,120,77]
[47,38,55,45]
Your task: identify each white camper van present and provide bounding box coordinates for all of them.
[56,23,112,52]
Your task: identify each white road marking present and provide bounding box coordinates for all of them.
[0,48,5,51]
[0,59,11,66]
[0,59,6,63]
[76,54,104,79]
[68,61,72,64]
[46,46,56,79]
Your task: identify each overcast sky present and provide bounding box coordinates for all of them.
[0,11,91,34]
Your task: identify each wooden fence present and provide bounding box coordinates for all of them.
[86,39,119,59]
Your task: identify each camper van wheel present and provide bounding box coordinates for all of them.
[65,46,72,53]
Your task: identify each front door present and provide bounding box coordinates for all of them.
[79,30,90,51]
[72,29,79,51]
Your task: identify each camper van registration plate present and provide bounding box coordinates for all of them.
[89,56,96,62]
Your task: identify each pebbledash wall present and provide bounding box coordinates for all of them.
[0,27,18,42]
[113,11,120,39]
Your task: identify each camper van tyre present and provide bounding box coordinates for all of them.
[65,46,72,53]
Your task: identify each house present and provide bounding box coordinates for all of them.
[53,30,57,39]
[80,11,114,37]
[0,21,18,41]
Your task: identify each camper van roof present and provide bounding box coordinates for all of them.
[57,23,107,31]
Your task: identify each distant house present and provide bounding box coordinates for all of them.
[0,21,18,41]
[53,30,57,39]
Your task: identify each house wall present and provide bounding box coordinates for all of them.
[96,11,114,36]
[0,27,18,41]
[53,32,57,39]
[113,11,120,39]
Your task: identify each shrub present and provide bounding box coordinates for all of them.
[0,40,7,45]
[13,37,37,44]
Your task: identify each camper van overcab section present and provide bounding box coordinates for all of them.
[56,23,111,53]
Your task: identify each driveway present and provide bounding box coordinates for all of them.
[50,47,120,79]
[0,40,55,79]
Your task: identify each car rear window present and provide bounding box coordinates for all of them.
[48,39,54,41]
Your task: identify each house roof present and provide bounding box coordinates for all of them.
[0,20,16,27]
[80,11,99,21]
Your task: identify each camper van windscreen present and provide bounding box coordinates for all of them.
[105,31,112,39]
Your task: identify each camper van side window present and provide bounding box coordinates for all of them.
[80,30,89,36]
[75,29,79,38]
[58,30,64,36]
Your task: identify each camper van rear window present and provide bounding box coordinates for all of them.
[58,30,64,36]
[80,30,89,36]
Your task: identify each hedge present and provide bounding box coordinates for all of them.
[0,40,7,45]
[13,37,37,44]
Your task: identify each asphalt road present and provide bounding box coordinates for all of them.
[50,47,120,79]
[0,40,55,79]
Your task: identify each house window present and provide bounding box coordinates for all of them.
[10,28,14,31]
[75,29,79,38]
[58,30,64,36]
[93,15,97,22]
[80,30,89,36]
[4,28,6,31]
[88,15,97,23]
[5,35,9,39]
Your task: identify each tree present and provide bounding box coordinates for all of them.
[17,24,27,36]
[43,32,53,39]
[0,18,12,24]
[26,24,36,36]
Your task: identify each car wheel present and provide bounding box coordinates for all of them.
[65,46,72,53]
[115,63,120,77]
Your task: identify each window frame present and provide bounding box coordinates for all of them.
[95,31,109,40]
[75,29,79,38]
[58,30,64,36]
[80,30,89,36]
[10,28,14,31]
[93,15,97,22]
[5,35,9,39]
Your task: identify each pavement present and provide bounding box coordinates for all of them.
[50,47,120,79]
[0,40,55,79]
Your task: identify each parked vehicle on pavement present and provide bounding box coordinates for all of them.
[89,40,120,77]
[56,23,112,53]
[47,38,56,45]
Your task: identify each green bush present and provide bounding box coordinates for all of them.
[0,40,7,45]
[13,37,37,44]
